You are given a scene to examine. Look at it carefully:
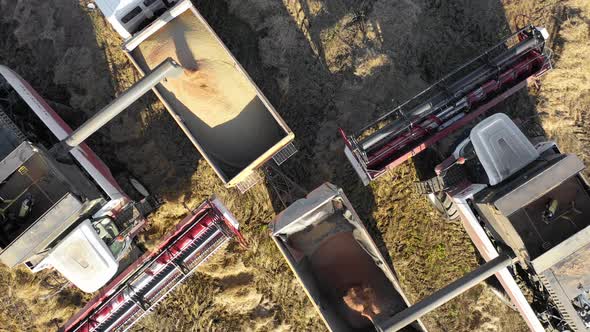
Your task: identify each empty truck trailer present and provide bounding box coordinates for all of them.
[95,0,296,192]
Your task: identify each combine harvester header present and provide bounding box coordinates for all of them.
[340,25,552,185]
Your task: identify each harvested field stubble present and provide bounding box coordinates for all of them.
[0,0,588,331]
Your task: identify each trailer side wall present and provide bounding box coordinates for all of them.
[125,3,292,184]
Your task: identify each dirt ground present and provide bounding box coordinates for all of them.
[0,0,589,331]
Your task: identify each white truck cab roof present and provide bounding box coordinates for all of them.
[95,0,172,39]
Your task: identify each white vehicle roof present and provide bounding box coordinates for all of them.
[41,220,118,293]
[470,113,539,185]
[95,0,171,39]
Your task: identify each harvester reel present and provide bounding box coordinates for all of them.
[129,176,150,198]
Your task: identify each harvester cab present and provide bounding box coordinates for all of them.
[0,140,140,292]
[63,198,245,332]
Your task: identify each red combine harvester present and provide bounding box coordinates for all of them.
[336,22,590,332]
[340,25,552,185]
[0,59,245,332]
[63,198,245,332]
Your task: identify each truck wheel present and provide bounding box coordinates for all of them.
[426,192,459,220]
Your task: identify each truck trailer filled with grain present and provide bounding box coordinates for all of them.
[96,0,296,192]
